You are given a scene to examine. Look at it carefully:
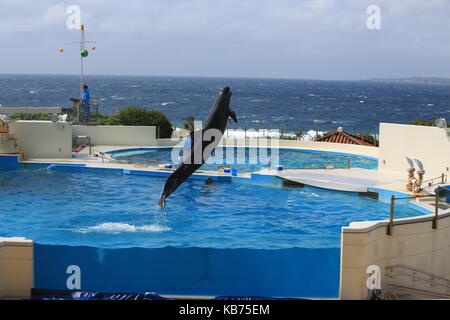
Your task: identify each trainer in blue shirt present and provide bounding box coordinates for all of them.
[81,85,90,122]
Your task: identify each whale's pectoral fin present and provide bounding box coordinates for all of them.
[229,109,237,123]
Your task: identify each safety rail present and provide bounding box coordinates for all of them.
[421,173,447,188]
[89,103,99,115]
[272,160,351,169]
[386,191,448,235]
[93,152,352,171]
[385,265,450,298]
[385,284,450,299]
[386,265,450,286]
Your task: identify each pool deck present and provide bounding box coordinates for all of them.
[271,168,408,193]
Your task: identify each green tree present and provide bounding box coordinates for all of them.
[295,129,303,140]
[109,107,174,138]
[183,116,195,132]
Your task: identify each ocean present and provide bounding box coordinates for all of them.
[0,74,449,134]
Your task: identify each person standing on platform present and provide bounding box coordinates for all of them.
[81,85,90,123]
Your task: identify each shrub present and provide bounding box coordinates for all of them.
[90,112,114,125]
[108,107,174,138]
[354,133,378,145]
[411,118,434,127]
[10,113,53,120]
[183,116,195,132]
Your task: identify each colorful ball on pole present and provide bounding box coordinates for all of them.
[80,49,89,57]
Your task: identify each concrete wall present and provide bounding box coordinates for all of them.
[378,123,450,178]
[219,138,378,158]
[0,237,34,299]
[73,125,156,146]
[9,121,72,159]
[70,125,379,158]
[98,136,378,158]
[0,133,18,153]
[269,139,377,158]
[340,209,450,299]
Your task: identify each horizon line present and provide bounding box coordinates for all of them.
[1,72,449,82]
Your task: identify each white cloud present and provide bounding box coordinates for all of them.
[0,0,449,79]
[42,2,66,25]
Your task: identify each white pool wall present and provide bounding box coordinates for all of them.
[8,121,72,159]
[73,125,157,146]
[340,209,450,299]
[379,123,450,178]
[0,237,34,299]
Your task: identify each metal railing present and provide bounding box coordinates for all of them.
[421,173,447,188]
[94,153,352,171]
[269,160,351,169]
[385,284,450,299]
[386,191,447,235]
[386,264,450,286]
[385,265,450,298]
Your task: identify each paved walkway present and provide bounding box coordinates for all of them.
[266,168,408,193]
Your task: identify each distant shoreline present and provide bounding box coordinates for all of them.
[1,73,450,84]
[363,77,450,85]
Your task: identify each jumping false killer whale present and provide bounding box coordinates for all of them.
[158,87,237,208]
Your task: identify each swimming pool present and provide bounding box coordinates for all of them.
[109,147,378,172]
[0,153,421,298]
[0,165,415,249]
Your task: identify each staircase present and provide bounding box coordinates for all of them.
[384,265,450,299]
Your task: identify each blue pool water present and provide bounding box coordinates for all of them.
[0,154,421,297]
[0,163,418,250]
[110,148,378,172]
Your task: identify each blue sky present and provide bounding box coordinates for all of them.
[1,0,450,80]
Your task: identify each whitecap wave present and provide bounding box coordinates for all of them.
[84,222,171,233]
